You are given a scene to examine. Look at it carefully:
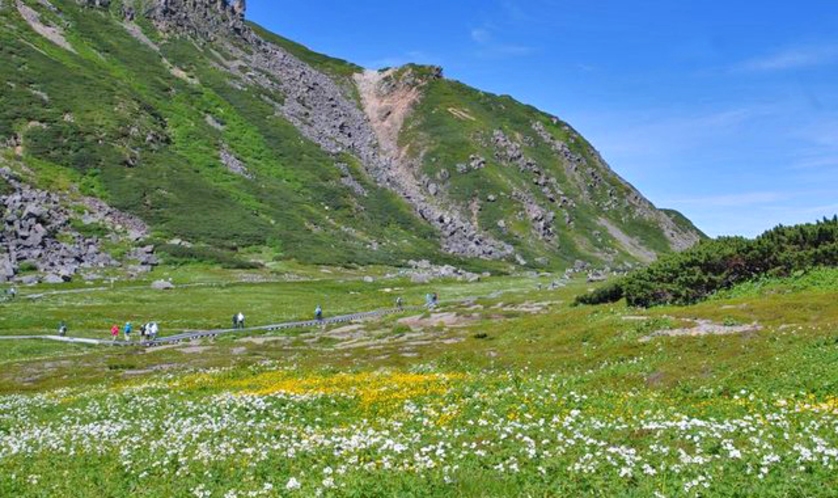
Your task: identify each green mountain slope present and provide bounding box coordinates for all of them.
[0,0,703,282]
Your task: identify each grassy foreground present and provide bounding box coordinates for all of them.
[0,267,837,496]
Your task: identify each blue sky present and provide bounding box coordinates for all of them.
[248,1,838,237]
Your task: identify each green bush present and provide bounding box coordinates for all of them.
[158,244,262,269]
[576,216,838,308]
[573,280,624,306]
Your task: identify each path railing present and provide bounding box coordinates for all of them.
[0,306,425,347]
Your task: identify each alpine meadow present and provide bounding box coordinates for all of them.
[0,1,836,497]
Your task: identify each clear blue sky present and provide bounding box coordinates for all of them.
[248,1,838,237]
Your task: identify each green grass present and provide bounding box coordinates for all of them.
[0,268,837,496]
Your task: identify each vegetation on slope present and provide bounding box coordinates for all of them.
[0,0,440,266]
[401,75,683,267]
[576,216,838,307]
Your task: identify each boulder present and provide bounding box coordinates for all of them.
[0,255,14,282]
[151,280,175,290]
[43,274,65,284]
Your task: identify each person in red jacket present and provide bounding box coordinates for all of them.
[110,324,119,342]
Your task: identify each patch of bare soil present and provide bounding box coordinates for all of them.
[122,363,178,377]
[447,107,476,121]
[640,319,762,342]
[354,69,422,159]
[237,336,292,345]
[177,345,213,354]
[397,312,479,330]
[598,217,657,263]
[16,0,75,53]
[495,301,558,313]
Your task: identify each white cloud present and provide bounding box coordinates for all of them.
[471,27,491,44]
[737,45,838,72]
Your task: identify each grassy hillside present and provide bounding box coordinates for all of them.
[0,0,438,267]
[0,0,702,277]
[401,74,690,267]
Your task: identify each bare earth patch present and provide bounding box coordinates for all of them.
[397,312,478,330]
[178,345,213,354]
[447,107,476,121]
[640,319,762,342]
[16,0,75,53]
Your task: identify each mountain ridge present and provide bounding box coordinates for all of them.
[0,0,703,283]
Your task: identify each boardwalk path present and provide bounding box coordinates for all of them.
[0,306,424,347]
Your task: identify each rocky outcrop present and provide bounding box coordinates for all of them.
[219,146,252,179]
[0,167,157,283]
[146,0,247,39]
[0,168,118,283]
[532,121,701,252]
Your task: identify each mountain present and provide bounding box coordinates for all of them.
[0,0,703,283]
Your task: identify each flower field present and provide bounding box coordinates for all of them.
[2,363,837,497]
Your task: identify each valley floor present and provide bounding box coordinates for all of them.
[1,266,837,496]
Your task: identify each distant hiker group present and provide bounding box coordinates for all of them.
[83,293,439,344]
[110,321,158,342]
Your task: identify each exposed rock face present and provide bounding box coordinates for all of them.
[353,69,513,259]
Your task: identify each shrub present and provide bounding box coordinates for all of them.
[576,216,838,308]
[158,244,262,270]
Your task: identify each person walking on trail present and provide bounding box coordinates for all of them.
[110,324,119,342]
[396,296,403,311]
[8,287,16,299]
[124,322,133,342]
[315,305,323,321]
[58,321,67,337]
[235,312,245,330]
[148,322,159,341]
[425,293,436,309]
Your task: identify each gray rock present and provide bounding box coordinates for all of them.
[151,280,175,290]
[19,275,39,285]
[43,274,65,284]
[0,255,14,282]
[410,273,432,284]
[362,276,375,283]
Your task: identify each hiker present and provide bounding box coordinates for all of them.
[124,322,133,342]
[139,323,147,341]
[148,322,159,341]
[396,296,404,310]
[234,312,245,330]
[231,313,237,329]
[57,321,67,337]
[110,324,119,342]
[8,287,16,299]
[315,304,323,321]
[433,293,439,306]
[425,293,434,309]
